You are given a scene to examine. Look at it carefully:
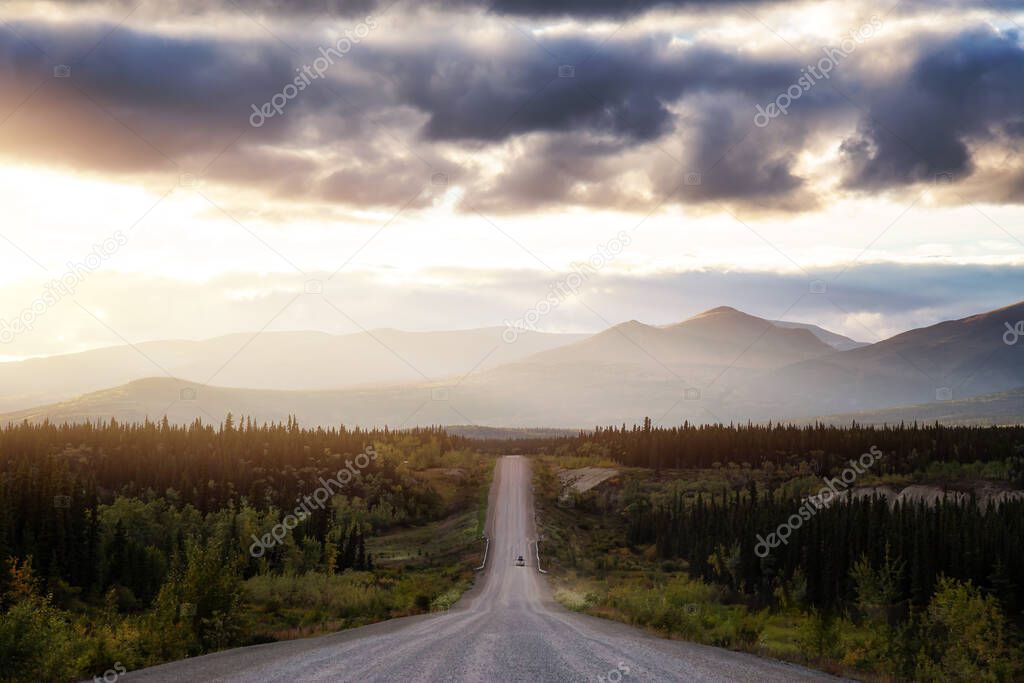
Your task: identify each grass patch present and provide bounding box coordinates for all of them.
[367,508,483,567]
[367,457,494,570]
[243,567,472,641]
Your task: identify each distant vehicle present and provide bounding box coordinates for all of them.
[515,555,525,566]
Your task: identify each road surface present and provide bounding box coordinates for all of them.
[126,456,843,682]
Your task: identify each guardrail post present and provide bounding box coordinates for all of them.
[535,539,548,574]
[474,535,489,571]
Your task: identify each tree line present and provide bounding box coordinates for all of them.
[468,420,1024,475]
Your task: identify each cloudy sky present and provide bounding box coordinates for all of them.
[1,0,1023,359]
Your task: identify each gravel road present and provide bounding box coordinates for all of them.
[124,455,846,683]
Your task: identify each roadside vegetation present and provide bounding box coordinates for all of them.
[0,419,492,682]
[531,422,1024,682]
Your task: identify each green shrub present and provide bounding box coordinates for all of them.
[0,596,85,683]
[915,577,1021,682]
[798,609,842,662]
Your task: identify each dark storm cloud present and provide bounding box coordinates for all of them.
[35,0,1020,20]
[370,38,799,143]
[841,28,1024,192]
[26,0,777,19]
[36,0,380,18]
[468,0,1024,18]
[464,95,820,214]
[5,12,1024,212]
[674,96,809,207]
[0,22,302,167]
[476,0,787,18]
[366,37,822,211]
[0,19,818,210]
[461,133,638,213]
[0,20,417,205]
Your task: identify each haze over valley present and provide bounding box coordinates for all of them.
[5,301,1023,429]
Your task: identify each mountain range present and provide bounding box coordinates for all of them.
[2,302,1022,428]
[0,327,584,413]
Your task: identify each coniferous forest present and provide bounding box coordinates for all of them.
[0,418,488,681]
[528,421,1024,681]
[627,485,1024,612]
[3,417,1023,681]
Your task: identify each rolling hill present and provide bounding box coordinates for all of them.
[808,387,1024,426]
[0,327,584,413]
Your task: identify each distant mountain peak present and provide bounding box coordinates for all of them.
[691,305,745,318]
[657,306,756,329]
[673,306,776,330]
